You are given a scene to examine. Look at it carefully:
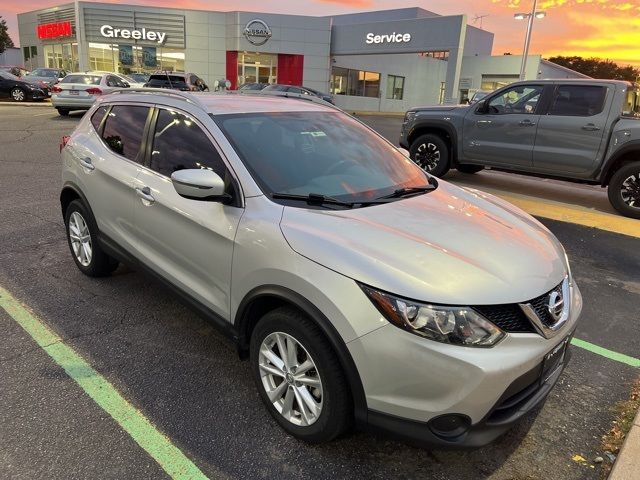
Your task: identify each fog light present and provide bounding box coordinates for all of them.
[428,414,471,439]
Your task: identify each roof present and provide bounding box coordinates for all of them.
[512,78,632,87]
[101,90,337,115]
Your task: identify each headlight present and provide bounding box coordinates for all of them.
[403,111,416,124]
[360,285,505,347]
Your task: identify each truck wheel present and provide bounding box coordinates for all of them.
[457,164,484,174]
[409,134,450,177]
[608,161,640,219]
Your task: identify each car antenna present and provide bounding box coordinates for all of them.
[165,70,173,89]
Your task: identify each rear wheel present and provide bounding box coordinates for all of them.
[250,307,352,443]
[57,108,70,116]
[457,164,484,174]
[10,88,26,102]
[608,161,640,219]
[64,200,119,276]
[409,134,450,177]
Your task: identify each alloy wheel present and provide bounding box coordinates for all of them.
[414,142,441,172]
[620,173,640,209]
[11,89,25,102]
[68,211,92,266]
[258,332,323,426]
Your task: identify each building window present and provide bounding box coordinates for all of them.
[331,67,381,98]
[237,52,277,87]
[87,43,184,75]
[386,75,404,100]
[480,75,520,92]
[418,51,449,61]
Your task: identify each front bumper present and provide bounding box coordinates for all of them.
[365,333,573,447]
[348,282,582,447]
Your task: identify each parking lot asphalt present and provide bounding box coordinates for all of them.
[1,104,639,480]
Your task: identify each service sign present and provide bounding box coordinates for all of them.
[365,32,412,45]
[37,21,72,40]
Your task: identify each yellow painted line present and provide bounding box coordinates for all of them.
[463,185,640,239]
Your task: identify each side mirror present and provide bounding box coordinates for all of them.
[476,99,489,114]
[171,169,228,201]
[398,147,411,158]
[123,82,130,88]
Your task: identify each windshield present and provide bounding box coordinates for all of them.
[213,111,429,205]
[622,86,640,117]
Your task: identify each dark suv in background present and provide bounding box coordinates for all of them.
[144,72,209,91]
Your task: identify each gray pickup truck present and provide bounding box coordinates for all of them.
[399,79,640,218]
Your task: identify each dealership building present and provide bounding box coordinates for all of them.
[17,3,586,111]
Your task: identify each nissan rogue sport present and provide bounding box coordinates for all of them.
[60,90,582,446]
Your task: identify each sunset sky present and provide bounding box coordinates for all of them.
[1,0,639,68]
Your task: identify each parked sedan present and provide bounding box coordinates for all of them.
[262,84,334,103]
[51,72,133,115]
[0,70,47,102]
[24,68,68,94]
[144,72,209,91]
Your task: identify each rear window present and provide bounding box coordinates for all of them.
[101,106,150,162]
[61,75,101,85]
[148,75,187,83]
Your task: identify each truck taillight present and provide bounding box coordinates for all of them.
[60,135,70,153]
[86,87,102,95]
[51,85,62,93]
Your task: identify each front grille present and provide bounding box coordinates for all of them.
[473,304,534,333]
[529,283,563,327]
[472,280,564,333]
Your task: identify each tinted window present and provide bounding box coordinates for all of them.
[61,75,101,85]
[549,85,606,116]
[150,109,226,178]
[486,85,543,114]
[90,106,108,132]
[101,106,149,162]
[214,111,427,203]
[106,75,127,87]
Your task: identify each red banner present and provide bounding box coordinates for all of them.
[37,22,72,40]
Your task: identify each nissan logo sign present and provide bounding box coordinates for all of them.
[244,19,272,46]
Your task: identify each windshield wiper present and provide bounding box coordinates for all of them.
[271,192,355,208]
[375,184,437,200]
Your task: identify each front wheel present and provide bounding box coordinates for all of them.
[608,161,640,219]
[10,88,26,102]
[57,108,70,116]
[409,134,450,177]
[250,307,352,443]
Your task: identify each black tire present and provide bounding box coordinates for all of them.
[10,87,26,102]
[57,108,70,116]
[409,133,450,177]
[64,199,119,276]
[608,161,640,219]
[457,164,484,174]
[250,307,352,443]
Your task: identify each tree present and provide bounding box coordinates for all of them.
[547,56,640,82]
[0,16,15,54]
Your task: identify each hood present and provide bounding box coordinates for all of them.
[280,182,567,305]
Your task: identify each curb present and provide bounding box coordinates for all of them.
[0,101,51,107]
[609,407,640,479]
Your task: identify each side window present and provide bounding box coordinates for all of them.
[101,106,150,162]
[106,75,125,87]
[90,106,109,133]
[150,109,226,178]
[486,85,543,115]
[548,85,606,117]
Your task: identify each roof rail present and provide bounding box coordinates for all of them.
[105,87,208,111]
[239,89,342,111]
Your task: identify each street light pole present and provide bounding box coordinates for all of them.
[519,0,539,80]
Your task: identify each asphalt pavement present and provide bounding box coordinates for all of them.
[0,104,638,479]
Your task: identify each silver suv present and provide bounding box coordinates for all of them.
[60,90,582,446]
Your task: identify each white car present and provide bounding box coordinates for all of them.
[51,71,142,116]
[60,90,581,446]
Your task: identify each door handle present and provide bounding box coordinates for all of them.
[79,157,95,171]
[519,120,537,126]
[135,186,155,204]
[476,120,492,125]
[582,124,601,131]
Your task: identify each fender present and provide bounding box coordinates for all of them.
[405,119,460,164]
[60,181,94,220]
[599,140,640,185]
[235,285,368,425]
